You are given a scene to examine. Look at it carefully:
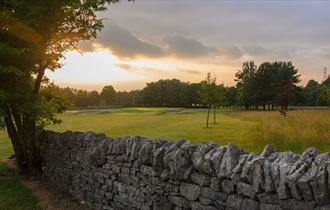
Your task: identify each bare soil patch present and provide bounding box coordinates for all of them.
[6,158,92,210]
[22,176,91,210]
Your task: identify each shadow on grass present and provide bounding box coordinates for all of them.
[0,161,41,210]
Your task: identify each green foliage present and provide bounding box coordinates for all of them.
[101,85,117,106]
[234,61,300,109]
[235,61,257,107]
[302,80,321,106]
[37,83,72,127]
[0,0,119,129]
[322,75,330,87]
[0,0,121,172]
[200,72,217,106]
[317,87,330,106]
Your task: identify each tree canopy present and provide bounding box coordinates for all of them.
[0,0,119,173]
[54,64,329,109]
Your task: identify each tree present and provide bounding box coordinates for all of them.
[100,85,116,106]
[186,83,202,107]
[272,61,300,111]
[200,73,217,128]
[235,61,257,109]
[212,84,226,124]
[225,86,239,109]
[89,90,101,106]
[317,87,330,106]
[322,75,330,87]
[254,62,276,109]
[302,80,321,106]
[0,0,119,174]
[256,61,300,111]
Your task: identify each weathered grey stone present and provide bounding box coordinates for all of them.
[261,145,276,157]
[260,203,281,210]
[163,140,186,170]
[125,136,144,162]
[219,144,244,178]
[200,187,228,201]
[209,146,227,177]
[221,179,235,194]
[108,138,127,155]
[277,182,291,200]
[138,141,153,164]
[226,194,243,210]
[141,165,157,176]
[38,130,330,210]
[152,145,165,172]
[309,156,329,205]
[257,192,279,204]
[231,153,256,183]
[264,159,276,192]
[173,142,194,179]
[152,197,173,210]
[288,182,303,201]
[160,169,171,180]
[253,161,265,193]
[179,182,200,201]
[297,168,314,201]
[210,177,220,191]
[168,196,189,208]
[243,198,259,210]
[199,197,213,205]
[214,200,225,210]
[190,202,217,210]
[191,172,211,187]
[279,199,316,210]
[236,182,256,199]
[241,156,265,192]
[192,142,217,173]
[314,205,330,210]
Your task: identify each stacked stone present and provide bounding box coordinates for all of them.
[37,130,330,210]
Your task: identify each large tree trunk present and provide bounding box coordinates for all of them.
[4,105,41,174]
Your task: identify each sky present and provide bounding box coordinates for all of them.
[47,0,330,91]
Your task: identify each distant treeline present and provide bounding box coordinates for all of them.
[52,61,330,109]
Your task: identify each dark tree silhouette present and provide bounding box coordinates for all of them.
[0,0,120,174]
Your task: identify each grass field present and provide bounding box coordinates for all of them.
[1,108,330,155]
[0,108,329,209]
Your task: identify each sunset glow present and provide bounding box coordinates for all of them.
[46,1,330,91]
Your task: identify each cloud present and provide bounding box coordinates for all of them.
[78,22,243,61]
[115,63,162,74]
[181,69,201,75]
[79,22,165,58]
[77,41,95,52]
[317,47,330,59]
[163,35,217,58]
[243,45,269,56]
[115,63,131,70]
[141,67,162,74]
[217,45,244,60]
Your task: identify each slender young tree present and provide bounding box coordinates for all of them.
[200,73,217,128]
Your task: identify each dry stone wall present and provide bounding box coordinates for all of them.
[37,130,330,210]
